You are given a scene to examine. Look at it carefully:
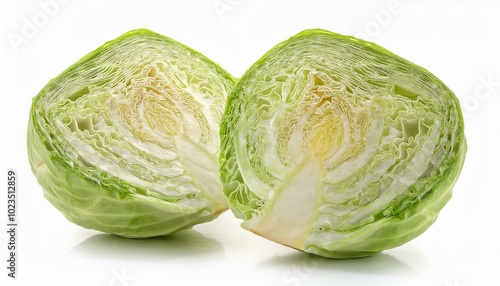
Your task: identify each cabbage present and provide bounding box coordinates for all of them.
[220,29,466,258]
[28,29,235,238]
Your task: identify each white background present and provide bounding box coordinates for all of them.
[1,1,500,285]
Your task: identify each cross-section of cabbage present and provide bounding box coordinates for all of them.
[28,29,235,237]
[220,29,466,258]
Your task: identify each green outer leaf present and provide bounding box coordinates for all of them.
[220,29,466,258]
[28,29,235,238]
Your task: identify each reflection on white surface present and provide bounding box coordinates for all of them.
[260,252,416,275]
[56,214,427,286]
[258,252,418,286]
[70,230,224,261]
[63,230,226,286]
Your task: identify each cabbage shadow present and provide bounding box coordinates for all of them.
[70,229,224,261]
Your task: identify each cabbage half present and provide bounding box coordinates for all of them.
[28,29,235,238]
[220,29,466,258]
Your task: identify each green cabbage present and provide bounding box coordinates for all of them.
[28,29,235,238]
[220,29,466,258]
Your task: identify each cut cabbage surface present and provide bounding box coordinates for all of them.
[28,29,235,238]
[220,29,466,258]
